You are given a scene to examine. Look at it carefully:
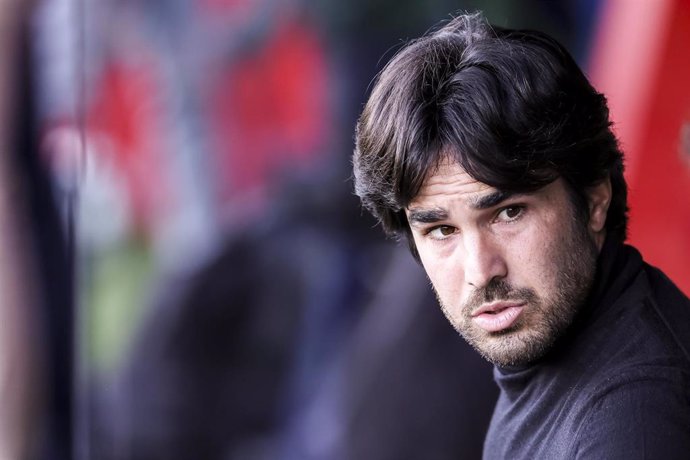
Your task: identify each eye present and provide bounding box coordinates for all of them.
[427,225,457,240]
[496,205,525,222]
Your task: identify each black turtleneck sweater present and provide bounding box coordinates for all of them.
[483,241,690,459]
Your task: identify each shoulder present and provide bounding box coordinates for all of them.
[643,263,690,342]
[568,260,690,459]
[573,368,690,459]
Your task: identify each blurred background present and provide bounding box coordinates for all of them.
[1,0,689,458]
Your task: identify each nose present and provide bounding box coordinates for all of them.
[462,231,508,288]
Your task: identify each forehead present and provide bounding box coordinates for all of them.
[408,161,494,208]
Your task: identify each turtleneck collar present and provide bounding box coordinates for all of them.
[494,237,644,378]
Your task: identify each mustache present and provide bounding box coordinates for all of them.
[463,279,538,311]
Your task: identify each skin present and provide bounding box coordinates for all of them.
[405,159,612,367]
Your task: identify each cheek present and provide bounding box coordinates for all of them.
[418,245,466,302]
[504,225,557,293]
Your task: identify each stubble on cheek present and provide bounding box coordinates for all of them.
[432,228,598,367]
[435,282,548,366]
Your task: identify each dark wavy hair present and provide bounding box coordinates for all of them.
[353,12,627,258]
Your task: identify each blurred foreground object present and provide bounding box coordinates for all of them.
[0,0,42,458]
[92,176,497,459]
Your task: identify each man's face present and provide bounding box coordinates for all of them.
[406,160,601,367]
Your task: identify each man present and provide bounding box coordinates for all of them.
[353,12,690,459]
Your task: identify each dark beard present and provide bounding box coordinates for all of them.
[438,216,599,367]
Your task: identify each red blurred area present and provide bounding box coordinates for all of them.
[88,59,170,233]
[591,0,690,294]
[82,2,330,236]
[208,18,330,202]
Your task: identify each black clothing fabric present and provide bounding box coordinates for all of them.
[484,241,690,459]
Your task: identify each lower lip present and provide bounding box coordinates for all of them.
[472,305,525,332]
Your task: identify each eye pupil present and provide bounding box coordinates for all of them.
[440,226,454,236]
[506,207,520,218]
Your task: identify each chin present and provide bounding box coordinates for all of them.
[462,325,559,368]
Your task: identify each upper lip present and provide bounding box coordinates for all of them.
[471,301,525,317]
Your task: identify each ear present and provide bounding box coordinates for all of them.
[586,176,612,235]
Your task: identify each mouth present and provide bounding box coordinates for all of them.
[470,301,526,333]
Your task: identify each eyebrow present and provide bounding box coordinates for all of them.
[470,190,515,210]
[407,208,449,226]
[407,190,517,226]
